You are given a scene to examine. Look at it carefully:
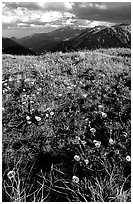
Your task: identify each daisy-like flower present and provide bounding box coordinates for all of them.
[95,143,101,148]
[7,170,15,180]
[126,155,131,162]
[72,176,79,184]
[74,155,80,161]
[35,116,41,122]
[26,116,30,121]
[50,111,54,116]
[101,112,107,118]
[109,138,115,145]
[84,159,89,165]
[90,128,96,134]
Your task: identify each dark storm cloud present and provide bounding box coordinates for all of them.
[4,2,131,23]
[3,2,40,10]
[2,2,131,38]
[4,2,74,11]
[72,2,131,23]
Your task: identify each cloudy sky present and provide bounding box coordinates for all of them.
[2,2,131,38]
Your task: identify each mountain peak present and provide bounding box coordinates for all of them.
[52,24,131,52]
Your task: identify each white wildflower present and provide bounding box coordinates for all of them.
[90,128,96,134]
[84,159,89,165]
[35,116,41,121]
[26,116,30,121]
[50,111,54,116]
[27,121,32,124]
[95,142,101,148]
[82,93,88,98]
[74,155,80,161]
[101,112,107,118]
[7,170,15,180]
[72,176,79,184]
[126,155,131,162]
[94,141,101,148]
[46,113,49,118]
[109,138,115,145]
[93,140,99,144]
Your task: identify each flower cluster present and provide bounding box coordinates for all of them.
[93,140,101,148]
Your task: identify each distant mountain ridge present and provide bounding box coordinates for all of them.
[2,37,36,55]
[52,24,131,52]
[4,24,131,55]
[13,27,83,54]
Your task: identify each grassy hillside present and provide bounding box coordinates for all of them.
[2,48,131,202]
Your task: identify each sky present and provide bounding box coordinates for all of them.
[2,1,131,38]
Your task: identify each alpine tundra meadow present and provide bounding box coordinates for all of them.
[2,2,131,202]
